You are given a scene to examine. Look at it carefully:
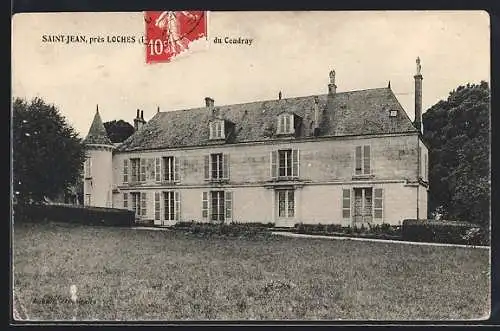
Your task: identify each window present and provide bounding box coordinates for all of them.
[85,194,91,205]
[353,188,373,224]
[277,114,294,134]
[389,110,398,117]
[130,158,140,183]
[130,192,146,217]
[209,120,225,139]
[123,159,128,183]
[204,153,229,180]
[355,145,371,175]
[85,158,91,178]
[163,156,179,182]
[202,191,233,222]
[211,191,225,222]
[277,189,294,218]
[123,193,128,209]
[271,149,299,179]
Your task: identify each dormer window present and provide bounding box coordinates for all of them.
[389,109,398,117]
[209,120,225,140]
[277,114,295,135]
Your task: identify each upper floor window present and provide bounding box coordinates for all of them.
[389,109,398,117]
[270,149,299,179]
[130,158,141,183]
[163,156,179,182]
[355,145,371,175]
[209,120,225,140]
[84,158,91,178]
[277,114,295,135]
[204,153,230,180]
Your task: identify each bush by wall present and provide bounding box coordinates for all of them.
[171,221,274,239]
[402,219,489,246]
[13,203,135,227]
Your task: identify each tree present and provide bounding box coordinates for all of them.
[422,81,490,228]
[103,120,135,143]
[13,97,86,204]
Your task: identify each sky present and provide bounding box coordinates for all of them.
[12,11,490,138]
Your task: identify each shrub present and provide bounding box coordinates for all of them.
[402,219,487,245]
[14,203,135,227]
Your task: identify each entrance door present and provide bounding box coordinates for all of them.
[353,188,373,226]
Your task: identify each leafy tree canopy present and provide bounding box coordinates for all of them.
[13,97,86,204]
[423,81,489,227]
[103,120,135,143]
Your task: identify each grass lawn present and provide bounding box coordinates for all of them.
[13,222,490,321]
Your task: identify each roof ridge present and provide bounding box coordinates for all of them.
[155,87,390,116]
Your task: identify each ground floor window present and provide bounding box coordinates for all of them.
[276,189,294,218]
[202,191,233,222]
[130,192,147,217]
[85,194,91,205]
[344,187,384,224]
[164,191,176,221]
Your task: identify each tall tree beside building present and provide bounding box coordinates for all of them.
[422,81,490,228]
[103,120,135,143]
[12,97,86,204]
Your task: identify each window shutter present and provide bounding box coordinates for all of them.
[123,159,128,183]
[223,154,230,180]
[202,191,209,220]
[123,193,128,209]
[174,191,181,221]
[209,122,214,139]
[270,151,278,179]
[204,155,210,180]
[424,153,428,181]
[155,158,161,182]
[355,146,362,175]
[342,189,351,219]
[225,191,233,221]
[154,192,161,221]
[363,145,371,174]
[140,158,146,182]
[174,157,180,182]
[292,149,299,178]
[141,192,147,216]
[374,188,383,220]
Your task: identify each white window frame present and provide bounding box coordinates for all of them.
[355,145,371,175]
[163,156,175,182]
[276,189,295,218]
[277,114,294,135]
[209,120,225,140]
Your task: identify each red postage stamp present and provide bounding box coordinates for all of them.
[144,11,208,63]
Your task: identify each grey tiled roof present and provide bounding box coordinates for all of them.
[83,110,113,145]
[116,87,418,152]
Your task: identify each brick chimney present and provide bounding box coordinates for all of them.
[205,97,214,110]
[414,57,423,133]
[134,109,146,131]
[328,69,337,95]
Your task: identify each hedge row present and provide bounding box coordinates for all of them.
[13,203,135,227]
[294,222,402,239]
[401,219,489,246]
[171,221,274,239]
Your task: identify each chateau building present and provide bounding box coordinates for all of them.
[83,58,429,227]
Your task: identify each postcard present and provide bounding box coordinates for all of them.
[11,11,491,322]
